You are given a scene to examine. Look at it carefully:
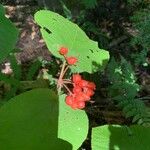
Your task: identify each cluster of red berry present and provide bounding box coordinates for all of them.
[59,47,77,65]
[58,46,96,109]
[65,74,96,109]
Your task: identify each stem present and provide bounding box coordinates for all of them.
[57,61,66,89]
[62,65,69,78]
[63,79,71,81]
[57,60,71,93]
[63,81,73,84]
[63,83,73,95]
[59,61,66,80]
[63,79,72,84]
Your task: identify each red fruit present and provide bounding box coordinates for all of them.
[73,86,82,93]
[66,57,78,65]
[79,80,89,87]
[87,82,96,90]
[83,87,94,97]
[59,47,68,55]
[77,101,85,109]
[75,93,86,101]
[72,74,82,83]
[65,95,73,106]
[82,93,91,101]
[71,101,78,109]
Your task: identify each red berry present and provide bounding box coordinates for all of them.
[72,74,82,83]
[65,95,73,106]
[59,47,68,55]
[82,93,91,101]
[75,93,86,101]
[79,80,89,87]
[77,101,85,109]
[83,87,94,97]
[87,82,96,90]
[73,86,82,93]
[64,75,95,109]
[71,101,78,109]
[66,57,78,65]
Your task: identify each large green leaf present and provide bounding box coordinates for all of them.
[58,95,89,150]
[0,88,88,150]
[0,89,72,150]
[34,10,109,73]
[0,4,18,63]
[92,125,150,150]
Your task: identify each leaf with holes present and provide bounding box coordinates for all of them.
[58,94,89,150]
[34,10,109,73]
[0,4,19,63]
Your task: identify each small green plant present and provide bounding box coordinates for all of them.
[129,2,150,65]
[107,57,150,125]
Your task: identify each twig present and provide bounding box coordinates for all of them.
[63,83,73,95]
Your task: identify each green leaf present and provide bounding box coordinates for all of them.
[125,109,136,118]
[122,103,134,114]
[0,73,20,86]
[26,60,41,80]
[0,89,88,149]
[9,54,21,80]
[0,89,72,150]
[132,114,141,123]
[92,125,150,150]
[34,10,109,73]
[60,1,72,20]
[0,4,5,15]
[0,5,18,63]
[58,94,89,150]
[3,85,18,101]
[81,0,97,9]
